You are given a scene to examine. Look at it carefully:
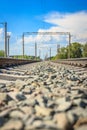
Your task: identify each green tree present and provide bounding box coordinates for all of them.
[70,42,82,58]
[83,43,87,57]
[56,47,68,59]
[51,42,83,60]
[0,50,4,57]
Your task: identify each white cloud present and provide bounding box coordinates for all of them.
[22,30,61,46]
[44,11,87,43]
[0,28,4,41]
[0,29,12,43]
[0,28,4,50]
[20,11,87,48]
[1,11,87,58]
[0,28,3,35]
[7,32,12,36]
[19,11,87,58]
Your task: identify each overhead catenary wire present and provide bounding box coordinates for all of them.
[22,31,71,59]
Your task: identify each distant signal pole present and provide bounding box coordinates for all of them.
[22,33,24,58]
[57,44,60,54]
[50,47,51,60]
[68,33,71,59]
[5,22,7,57]
[7,34,10,57]
[39,49,41,59]
[35,42,37,59]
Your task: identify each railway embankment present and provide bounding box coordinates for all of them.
[0,61,87,130]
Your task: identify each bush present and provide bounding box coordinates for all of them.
[0,50,4,57]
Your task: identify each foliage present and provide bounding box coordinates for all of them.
[57,47,68,59]
[52,42,84,60]
[69,42,82,58]
[0,50,4,57]
[13,55,41,60]
[82,42,87,57]
[52,47,68,60]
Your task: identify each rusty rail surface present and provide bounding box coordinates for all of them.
[53,58,87,67]
[0,58,40,68]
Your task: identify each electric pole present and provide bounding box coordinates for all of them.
[57,44,60,54]
[7,35,10,57]
[4,22,7,57]
[68,33,71,59]
[35,42,37,59]
[22,33,24,58]
[22,31,71,59]
[50,47,51,60]
[39,49,41,59]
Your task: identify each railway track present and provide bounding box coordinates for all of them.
[53,58,87,67]
[0,61,87,130]
[0,58,41,82]
[0,57,40,68]
[0,57,87,68]
[0,58,87,82]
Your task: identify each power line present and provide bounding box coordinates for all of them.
[24,32,70,35]
[22,31,71,59]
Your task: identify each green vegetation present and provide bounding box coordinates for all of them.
[56,47,68,59]
[51,42,87,60]
[0,50,4,57]
[69,42,82,58]
[13,55,41,60]
[1,42,87,60]
[0,50,41,60]
[82,42,87,57]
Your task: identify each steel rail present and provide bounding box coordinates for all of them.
[0,58,40,68]
[52,58,87,67]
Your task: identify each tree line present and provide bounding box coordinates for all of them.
[0,51,40,60]
[0,42,87,59]
[52,42,87,60]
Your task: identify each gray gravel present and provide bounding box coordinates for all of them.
[0,61,87,130]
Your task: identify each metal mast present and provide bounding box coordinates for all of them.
[7,35,10,57]
[4,22,7,57]
[68,33,71,58]
[22,33,24,58]
[35,42,37,59]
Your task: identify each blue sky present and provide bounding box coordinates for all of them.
[0,0,87,58]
